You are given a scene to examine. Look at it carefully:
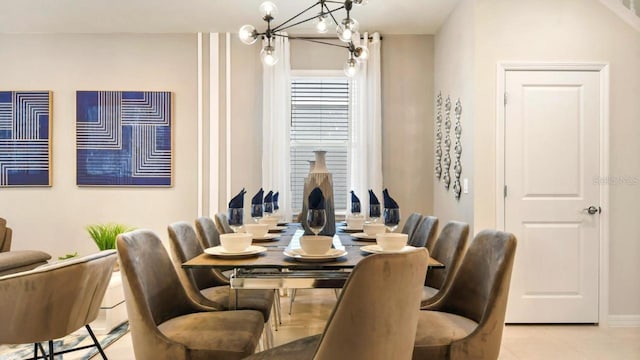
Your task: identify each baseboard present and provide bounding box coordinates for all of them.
[607,315,640,327]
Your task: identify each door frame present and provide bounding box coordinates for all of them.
[495,62,610,325]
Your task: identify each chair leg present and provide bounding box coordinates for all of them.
[37,343,47,360]
[273,289,282,327]
[48,340,54,360]
[86,325,108,360]
[333,288,340,299]
[33,343,38,360]
[288,288,297,315]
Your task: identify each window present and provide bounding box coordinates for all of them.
[290,74,350,213]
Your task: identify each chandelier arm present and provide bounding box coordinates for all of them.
[323,2,340,26]
[286,36,350,49]
[271,1,322,32]
[274,5,345,32]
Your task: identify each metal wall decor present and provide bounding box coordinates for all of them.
[434,92,443,180]
[452,99,462,200]
[0,91,52,187]
[76,91,172,186]
[442,96,452,189]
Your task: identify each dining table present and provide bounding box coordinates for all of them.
[182,223,444,309]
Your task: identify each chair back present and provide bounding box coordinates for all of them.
[314,249,429,360]
[0,250,116,343]
[167,221,228,307]
[195,216,221,248]
[409,216,439,249]
[0,218,12,252]
[437,230,517,359]
[117,230,198,333]
[425,221,469,291]
[214,213,233,234]
[401,212,423,241]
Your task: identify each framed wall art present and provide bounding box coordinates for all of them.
[0,91,52,187]
[76,91,172,186]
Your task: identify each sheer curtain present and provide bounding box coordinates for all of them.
[349,32,383,212]
[262,34,292,221]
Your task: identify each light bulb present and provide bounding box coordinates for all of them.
[316,14,329,33]
[337,18,359,42]
[354,45,369,61]
[344,58,360,77]
[259,1,278,18]
[239,24,258,45]
[261,45,279,66]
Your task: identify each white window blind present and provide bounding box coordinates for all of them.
[290,77,350,213]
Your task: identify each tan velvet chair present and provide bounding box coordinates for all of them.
[0,217,51,275]
[167,221,275,322]
[402,212,423,241]
[195,216,222,249]
[412,230,517,360]
[0,250,117,360]
[244,249,430,360]
[421,221,469,307]
[214,213,233,234]
[409,216,439,250]
[117,230,264,360]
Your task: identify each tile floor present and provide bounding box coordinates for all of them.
[103,289,640,359]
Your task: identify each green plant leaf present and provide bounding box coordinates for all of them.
[86,223,135,250]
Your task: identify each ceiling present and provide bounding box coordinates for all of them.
[0,0,461,35]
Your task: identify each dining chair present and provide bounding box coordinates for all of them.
[412,230,517,360]
[168,221,276,343]
[402,212,423,239]
[195,216,222,248]
[214,213,234,234]
[0,250,116,360]
[117,229,264,360]
[243,249,430,360]
[409,216,439,250]
[421,221,469,307]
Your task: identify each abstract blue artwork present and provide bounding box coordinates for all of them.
[0,91,51,187]
[76,91,172,186]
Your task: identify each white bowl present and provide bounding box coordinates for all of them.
[219,233,252,253]
[259,217,279,229]
[243,223,269,238]
[363,223,386,236]
[299,235,333,255]
[376,233,408,251]
[346,215,365,229]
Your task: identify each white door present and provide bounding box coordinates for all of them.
[504,70,601,323]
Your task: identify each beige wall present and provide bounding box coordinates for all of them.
[473,0,640,317]
[433,0,475,231]
[382,35,435,219]
[0,34,198,257]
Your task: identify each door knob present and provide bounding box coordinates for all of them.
[583,206,601,215]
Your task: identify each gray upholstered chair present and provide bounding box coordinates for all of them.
[117,230,264,360]
[244,249,430,360]
[421,221,469,307]
[0,217,52,276]
[214,213,233,234]
[195,216,222,249]
[195,217,283,328]
[412,230,517,360]
[409,216,439,250]
[0,250,117,360]
[167,221,275,320]
[402,212,423,240]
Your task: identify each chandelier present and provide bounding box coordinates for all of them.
[238,0,370,77]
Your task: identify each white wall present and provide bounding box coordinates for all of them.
[473,0,640,318]
[435,0,640,318]
[0,34,198,257]
[432,0,475,231]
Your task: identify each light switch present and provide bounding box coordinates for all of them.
[463,178,469,194]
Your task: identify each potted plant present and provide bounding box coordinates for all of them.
[86,223,135,270]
